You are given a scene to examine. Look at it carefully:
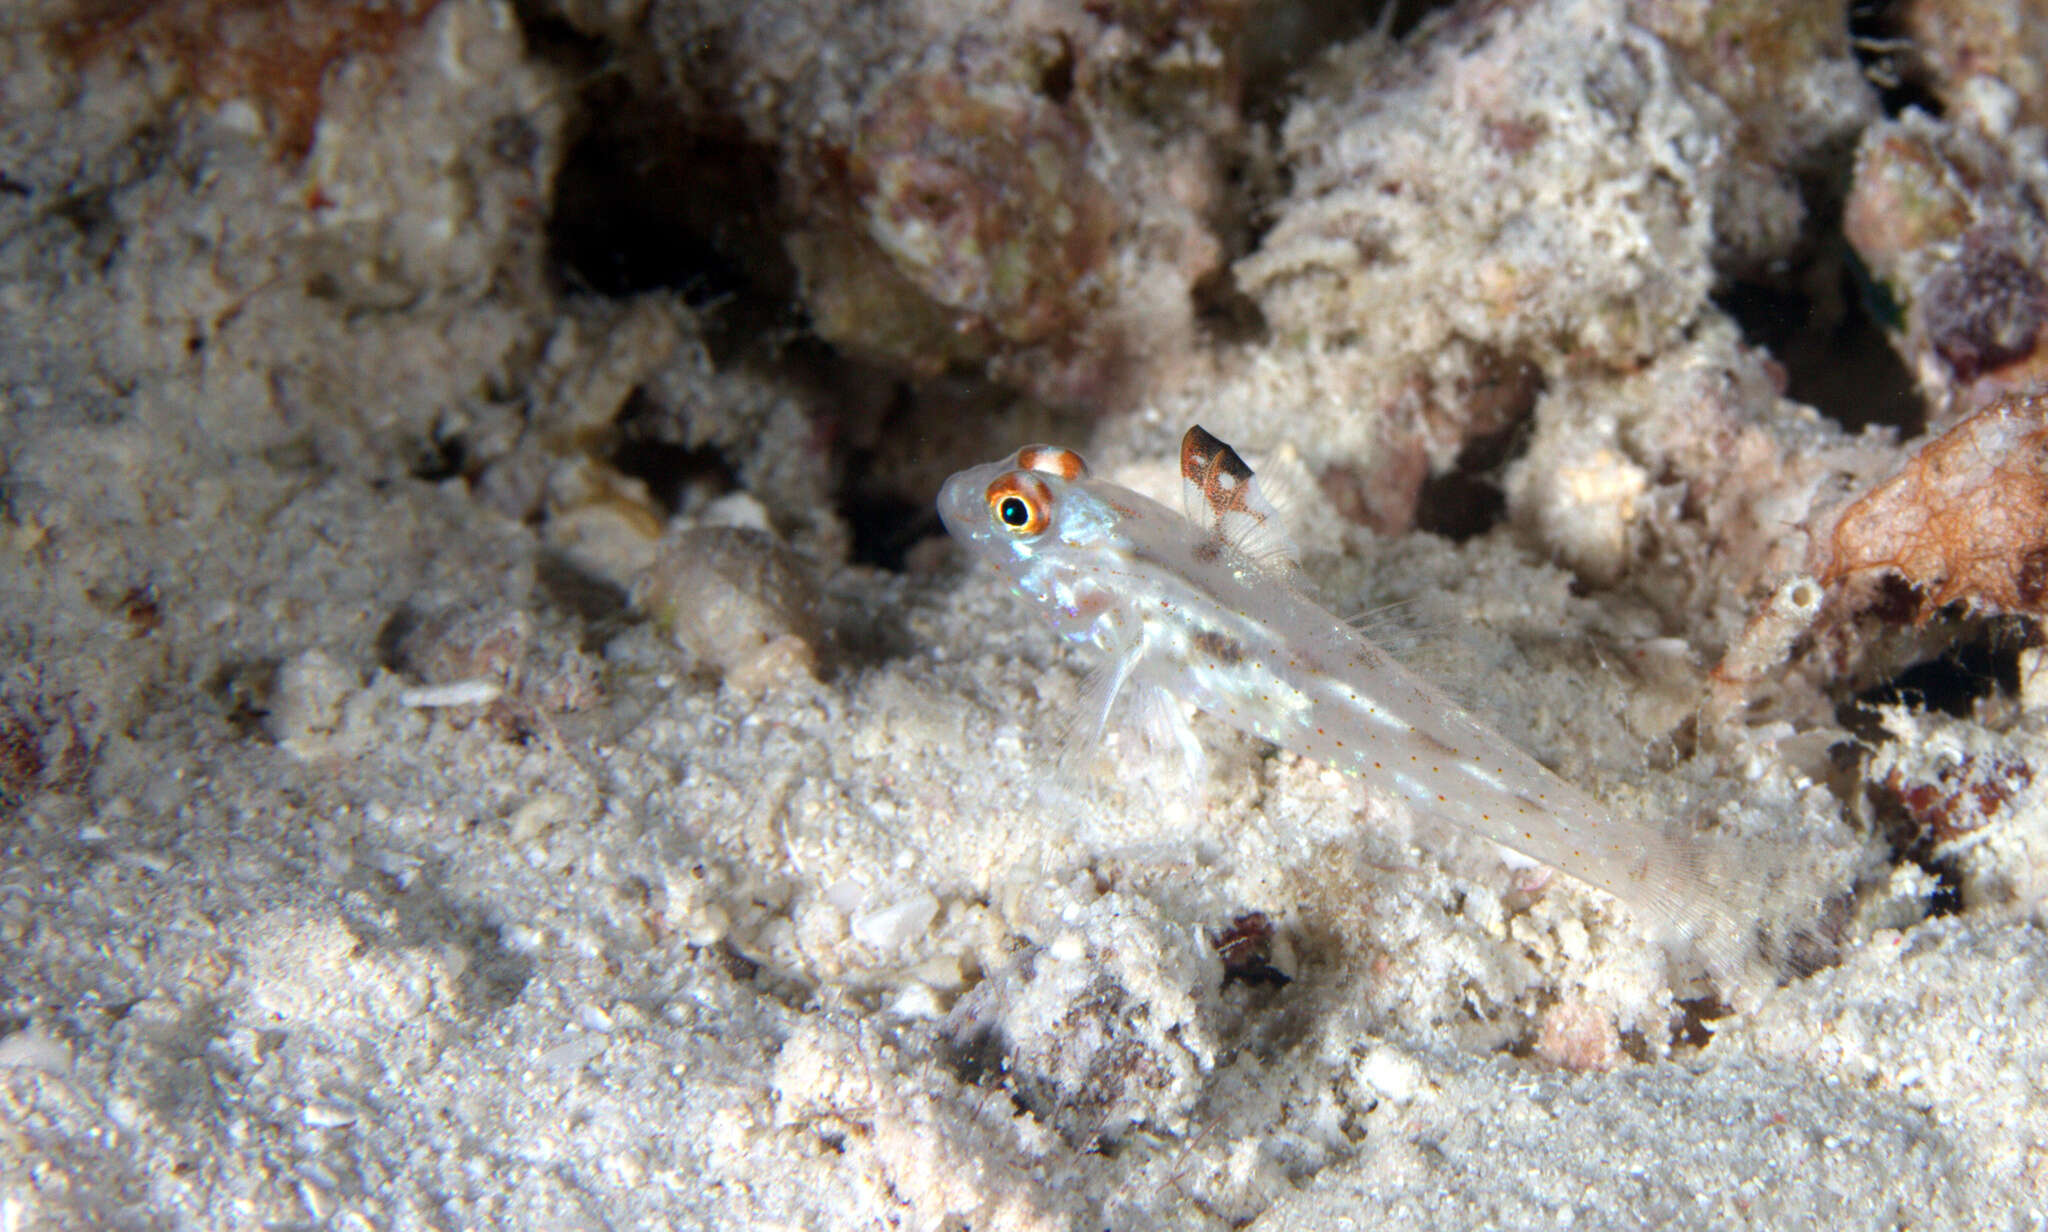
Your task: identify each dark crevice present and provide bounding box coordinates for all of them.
[1717,196,1926,436]
[1242,0,1455,122]
[1411,424,1516,541]
[527,23,948,561]
[507,2,612,73]
[545,97,791,309]
[1717,265,1924,436]
[608,387,742,516]
[1922,858,1966,916]
[1710,106,1926,436]
[202,658,278,736]
[1662,986,1728,1043]
[1190,265,1268,345]
[1412,349,1543,541]
[939,1025,1008,1090]
[1036,32,1076,104]
[408,429,468,483]
[1848,0,1945,119]
[1836,616,2030,740]
[795,351,950,574]
[530,11,797,355]
[610,437,736,515]
[373,608,418,675]
[841,462,940,572]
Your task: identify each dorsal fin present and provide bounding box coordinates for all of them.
[1179,425,1302,571]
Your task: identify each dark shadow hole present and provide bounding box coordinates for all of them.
[1672,993,1733,1050]
[608,387,741,514]
[939,1026,1008,1090]
[1036,33,1076,103]
[1710,111,1925,435]
[1191,265,1269,345]
[842,479,940,573]
[1849,0,1945,119]
[1923,857,1966,916]
[1715,261,1924,436]
[829,376,952,573]
[374,607,420,673]
[1243,0,1456,123]
[1837,616,2028,740]
[536,551,633,633]
[202,658,278,735]
[542,66,793,316]
[1412,424,1516,541]
[1413,350,1542,541]
[408,430,468,483]
[610,437,737,516]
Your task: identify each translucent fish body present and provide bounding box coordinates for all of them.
[939,428,1730,954]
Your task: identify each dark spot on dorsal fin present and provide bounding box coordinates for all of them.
[1182,424,1256,502]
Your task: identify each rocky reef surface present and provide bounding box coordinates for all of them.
[6,0,2048,1227]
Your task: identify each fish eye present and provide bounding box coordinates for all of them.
[985,472,1051,535]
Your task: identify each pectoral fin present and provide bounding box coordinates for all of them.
[1057,638,1141,777]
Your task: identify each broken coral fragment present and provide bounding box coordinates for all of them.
[1844,110,2048,422]
[392,603,532,688]
[543,457,667,586]
[52,0,446,160]
[942,890,1218,1143]
[1231,0,1753,519]
[1627,0,1876,269]
[632,0,1248,403]
[1920,228,2048,383]
[788,65,1121,399]
[1533,998,1623,1072]
[1874,714,2034,853]
[1866,709,2048,917]
[635,526,823,692]
[1843,120,1975,272]
[1901,0,2048,131]
[1238,5,1724,370]
[854,72,1114,348]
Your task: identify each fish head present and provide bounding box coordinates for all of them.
[938,444,1122,623]
[938,444,1089,550]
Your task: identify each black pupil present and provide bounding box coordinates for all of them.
[999,496,1031,527]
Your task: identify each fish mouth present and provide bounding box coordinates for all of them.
[935,465,997,541]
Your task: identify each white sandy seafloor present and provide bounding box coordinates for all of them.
[4,0,2048,1227]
